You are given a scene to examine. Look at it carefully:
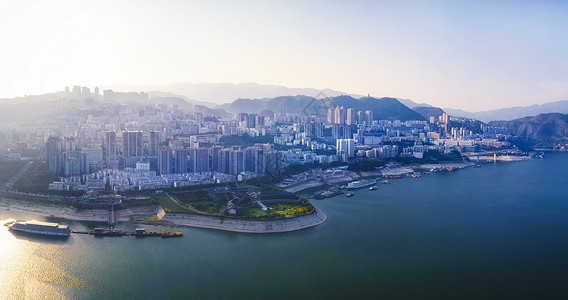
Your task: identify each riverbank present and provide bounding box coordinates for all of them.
[163,207,327,233]
[0,198,327,233]
[0,199,132,222]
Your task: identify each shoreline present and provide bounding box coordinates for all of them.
[163,207,327,233]
[0,200,133,222]
[0,199,327,234]
[0,158,530,233]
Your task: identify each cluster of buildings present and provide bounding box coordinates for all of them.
[0,87,516,193]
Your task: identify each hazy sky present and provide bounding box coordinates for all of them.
[1,0,567,111]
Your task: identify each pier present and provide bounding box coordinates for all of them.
[108,202,117,226]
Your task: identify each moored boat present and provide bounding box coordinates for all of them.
[347,179,377,190]
[8,220,70,237]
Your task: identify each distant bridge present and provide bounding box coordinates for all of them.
[533,142,554,150]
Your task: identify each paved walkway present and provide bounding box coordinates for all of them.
[255,200,268,211]
[163,206,327,233]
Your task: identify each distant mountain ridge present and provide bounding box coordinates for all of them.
[489,113,568,143]
[7,83,568,124]
[104,82,362,105]
[217,95,425,121]
[412,106,446,120]
[445,100,568,122]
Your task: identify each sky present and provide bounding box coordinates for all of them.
[0,0,567,111]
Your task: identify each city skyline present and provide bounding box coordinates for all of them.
[1,1,568,111]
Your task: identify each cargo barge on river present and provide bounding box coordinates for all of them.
[7,220,71,237]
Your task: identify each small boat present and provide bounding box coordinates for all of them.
[91,227,128,237]
[380,180,390,184]
[409,173,422,178]
[445,167,455,172]
[346,193,354,197]
[3,220,16,226]
[369,186,378,191]
[321,190,336,198]
[473,164,481,168]
[161,231,183,238]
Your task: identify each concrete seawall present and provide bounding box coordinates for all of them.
[163,207,327,233]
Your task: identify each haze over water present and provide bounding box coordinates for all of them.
[2,153,568,299]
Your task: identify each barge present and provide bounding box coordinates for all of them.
[7,220,71,237]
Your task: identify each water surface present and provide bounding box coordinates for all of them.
[1,153,568,299]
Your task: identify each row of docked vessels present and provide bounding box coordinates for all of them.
[346,179,377,190]
[91,227,183,238]
[4,220,182,238]
[313,186,344,199]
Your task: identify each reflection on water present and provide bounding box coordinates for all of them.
[0,219,87,299]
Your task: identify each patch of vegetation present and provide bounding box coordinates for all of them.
[13,161,84,196]
[151,194,189,213]
[192,199,227,215]
[283,161,346,177]
[171,190,213,204]
[237,206,284,218]
[0,160,26,183]
[244,176,286,191]
[122,198,158,208]
[219,134,274,148]
[14,161,56,193]
[237,200,314,218]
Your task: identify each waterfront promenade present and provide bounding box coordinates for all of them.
[0,197,327,233]
[163,206,327,233]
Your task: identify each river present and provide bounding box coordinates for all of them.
[1,153,568,299]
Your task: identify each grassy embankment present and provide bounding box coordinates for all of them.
[149,194,189,213]
[0,160,26,183]
[237,199,314,218]
[12,161,85,196]
[169,191,227,215]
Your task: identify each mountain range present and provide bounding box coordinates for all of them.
[489,113,568,143]
[4,82,568,125]
[216,95,425,121]
[104,82,361,105]
[443,100,568,122]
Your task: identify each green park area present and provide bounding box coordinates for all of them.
[144,190,315,219]
[12,161,84,196]
[237,200,314,218]
[150,194,190,213]
[169,191,227,215]
[0,160,26,183]
[13,161,57,193]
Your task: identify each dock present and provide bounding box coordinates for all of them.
[71,227,183,238]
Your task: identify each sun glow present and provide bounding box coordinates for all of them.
[0,218,84,298]
[0,219,20,297]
